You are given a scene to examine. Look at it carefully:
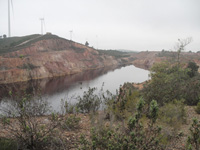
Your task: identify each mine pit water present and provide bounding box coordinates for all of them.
[0,65,149,113]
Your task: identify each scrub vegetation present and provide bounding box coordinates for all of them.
[97,49,131,58]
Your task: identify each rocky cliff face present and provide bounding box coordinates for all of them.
[0,35,125,84]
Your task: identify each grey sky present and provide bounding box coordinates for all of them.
[0,0,200,51]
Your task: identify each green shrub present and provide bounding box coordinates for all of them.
[187,118,200,150]
[143,61,200,106]
[51,112,58,121]
[77,87,102,114]
[18,63,38,70]
[60,99,78,115]
[184,75,200,106]
[195,102,200,114]
[157,50,176,58]
[62,115,81,131]
[19,54,24,59]
[0,138,17,150]
[1,116,10,126]
[97,49,130,58]
[106,83,140,121]
[79,99,163,150]
[158,100,186,131]
[187,61,199,78]
[0,94,65,150]
[142,62,190,106]
[70,45,85,53]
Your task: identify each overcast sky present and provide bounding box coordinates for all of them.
[0,0,200,51]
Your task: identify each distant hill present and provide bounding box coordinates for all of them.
[0,34,70,55]
[117,49,139,53]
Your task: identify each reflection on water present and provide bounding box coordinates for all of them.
[0,65,121,98]
[0,65,149,112]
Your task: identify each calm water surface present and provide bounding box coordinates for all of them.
[0,65,149,112]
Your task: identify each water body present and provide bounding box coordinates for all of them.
[0,65,149,112]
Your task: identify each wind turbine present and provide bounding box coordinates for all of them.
[8,0,14,37]
[96,35,98,49]
[39,18,45,35]
[69,30,73,41]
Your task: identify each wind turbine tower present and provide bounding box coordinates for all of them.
[40,18,44,35]
[69,30,73,41]
[8,0,11,37]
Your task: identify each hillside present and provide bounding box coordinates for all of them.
[0,34,134,84]
[0,34,41,54]
[131,51,200,70]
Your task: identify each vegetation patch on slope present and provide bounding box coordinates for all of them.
[97,49,131,58]
[0,34,70,55]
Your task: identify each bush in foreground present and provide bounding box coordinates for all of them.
[195,102,200,114]
[0,93,66,150]
[79,99,164,150]
[0,138,17,150]
[77,87,102,114]
[187,118,200,150]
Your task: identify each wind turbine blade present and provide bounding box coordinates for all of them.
[11,0,14,18]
